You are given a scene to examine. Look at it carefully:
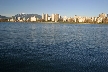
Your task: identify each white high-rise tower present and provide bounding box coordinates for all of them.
[42,13,45,20]
[45,14,48,21]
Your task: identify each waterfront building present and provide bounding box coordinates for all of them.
[45,14,48,21]
[30,16,36,22]
[23,17,26,21]
[10,18,14,22]
[74,16,87,23]
[59,15,62,19]
[48,16,51,21]
[18,17,21,21]
[52,14,55,22]
[78,17,84,23]
[105,17,108,23]
[63,16,67,22]
[37,18,39,21]
[55,14,59,22]
[8,19,9,22]
[99,13,107,19]
[91,17,94,22]
[97,17,102,23]
[73,15,78,22]
[26,18,30,22]
[67,17,71,22]
[17,17,23,22]
[19,19,23,22]
[8,18,14,22]
[94,17,97,22]
[83,17,86,22]
[42,13,45,20]
[68,17,74,22]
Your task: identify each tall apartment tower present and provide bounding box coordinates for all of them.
[55,14,59,22]
[45,14,48,21]
[52,14,55,22]
[42,13,45,20]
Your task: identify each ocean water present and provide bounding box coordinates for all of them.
[0,22,108,72]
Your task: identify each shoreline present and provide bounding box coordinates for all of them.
[40,22,59,24]
[0,21,108,24]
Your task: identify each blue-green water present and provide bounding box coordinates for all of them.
[0,22,108,72]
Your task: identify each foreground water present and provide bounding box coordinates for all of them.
[0,22,108,72]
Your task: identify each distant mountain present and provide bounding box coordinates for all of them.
[0,15,8,19]
[12,14,42,19]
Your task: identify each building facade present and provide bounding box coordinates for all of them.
[63,16,67,22]
[52,14,55,22]
[42,13,45,20]
[55,14,59,22]
[45,14,48,21]
[99,13,107,18]
[30,16,36,22]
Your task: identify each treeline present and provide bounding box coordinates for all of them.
[0,19,8,22]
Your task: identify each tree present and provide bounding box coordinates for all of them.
[76,18,79,23]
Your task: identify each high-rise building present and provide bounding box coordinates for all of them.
[55,14,59,22]
[42,13,45,20]
[45,14,48,21]
[52,14,55,22]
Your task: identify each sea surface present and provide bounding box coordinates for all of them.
[0,22,108,72]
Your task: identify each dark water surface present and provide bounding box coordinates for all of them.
[0,22,108,72]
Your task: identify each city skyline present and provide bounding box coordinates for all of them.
[0,0,108,17]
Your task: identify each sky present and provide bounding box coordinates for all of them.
[0,0,108,17]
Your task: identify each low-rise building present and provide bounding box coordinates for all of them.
[99,13,107,19]
[17,17,21,21]
[8,18,14,22]
[63,16,67,22]
[30,16,36,22]
[97,17,102,23]
[78,17,85,23]
[48,16,51,21]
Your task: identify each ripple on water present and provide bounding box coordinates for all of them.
[0,22,108,72]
